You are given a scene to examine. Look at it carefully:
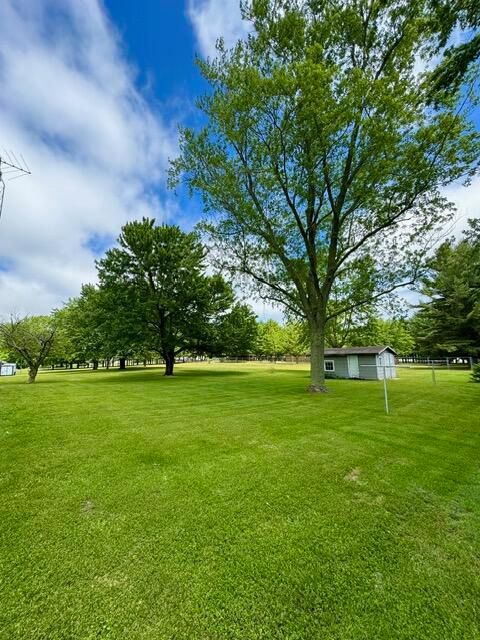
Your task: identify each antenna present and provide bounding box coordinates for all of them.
[0,150,31,221]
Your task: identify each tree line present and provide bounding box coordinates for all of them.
[1,215,478,383]
[1,220,258,382]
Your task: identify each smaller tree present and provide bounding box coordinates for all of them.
[97,219,234,375]
[54,287,101,368]
[350,317,415,356]
[57,284,144,370]
[283,321,309,362]
[0,316,56,383]
[213,303,258,357]
[255,320,286,361]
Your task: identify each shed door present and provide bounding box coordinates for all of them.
[347,355,360,378]
[378,352,395,378]
[385,352,396,378]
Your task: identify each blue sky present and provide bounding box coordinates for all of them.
[0,0,478,320]
[0,0,251,317]
[105,2,207,104]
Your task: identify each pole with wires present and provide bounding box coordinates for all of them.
[0,150,31,221]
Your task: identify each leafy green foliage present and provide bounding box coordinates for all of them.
[412,219,480,356]
[254,320,308,359]
[471,362,480,382]
[348,318,415,356]
[54,284,142,367]
[96,219,234,374]
[255,320,287,359]
[212,303,258,357]
[428,0,480,97]
[172,0,480,390]
[0,316,56,382]
[283,321,309,359]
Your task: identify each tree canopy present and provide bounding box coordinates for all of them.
[96,219,235,375]
[411,219,480,356]
[347,317,415,356]
[172,0,480,391]
[211,303,259,357]
[428,0,480,97]
[0,316,56,383]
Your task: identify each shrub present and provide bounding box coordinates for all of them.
[471,363,480,383]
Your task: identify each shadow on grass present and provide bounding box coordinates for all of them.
[25,365,252,385]
[97,368,252,384]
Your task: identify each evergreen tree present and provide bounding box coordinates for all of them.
[412,219,480,356]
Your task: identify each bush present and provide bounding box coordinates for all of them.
[471,363,480,383]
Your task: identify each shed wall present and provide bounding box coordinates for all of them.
[378,351,397,378]
[358,355,379,379]
[326,356,349,378]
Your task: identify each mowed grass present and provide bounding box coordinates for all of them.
[0,364,479,640]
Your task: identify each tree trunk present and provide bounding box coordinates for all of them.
[27,367,38,384]
[309,321,328,393]
[119,357,126,370]
[92,360,99,370]
[164,352,175,376]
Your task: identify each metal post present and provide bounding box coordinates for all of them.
[470,356,474,370]
[383,366,389,415]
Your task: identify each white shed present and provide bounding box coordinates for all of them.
[0,362,17,376]
[323,346,397,380]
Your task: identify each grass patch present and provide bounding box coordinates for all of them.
[1,363,479,639]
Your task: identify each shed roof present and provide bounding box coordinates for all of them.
[324,346,397,356]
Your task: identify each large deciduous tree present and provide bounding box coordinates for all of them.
[171,0,480,391]
[96,219,234,375]
[0,316,56,383]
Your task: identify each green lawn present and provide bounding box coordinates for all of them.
[1,364,479,639]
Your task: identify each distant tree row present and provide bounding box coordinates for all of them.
[1,217,478,383]
[0,220,257,382]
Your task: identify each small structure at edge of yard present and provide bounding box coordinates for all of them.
[324,346,397,380]
[0,361,17,376]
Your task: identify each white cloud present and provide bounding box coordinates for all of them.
[444,175,480,237]
[247,298,285,323]
[187,0,251,59]
[0,0,177,317]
